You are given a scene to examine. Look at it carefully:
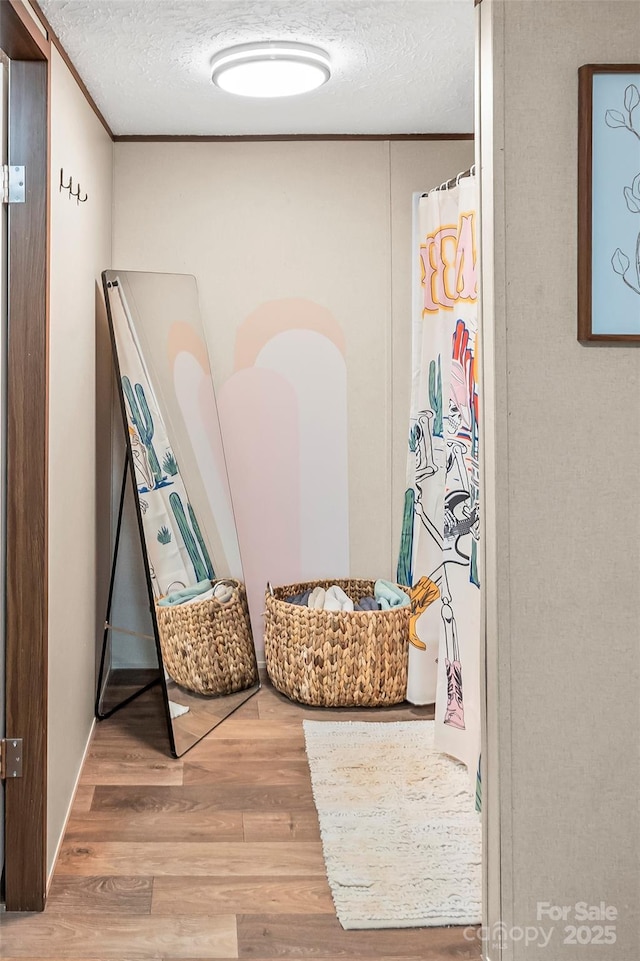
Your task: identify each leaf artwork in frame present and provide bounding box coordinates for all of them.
[578,65,640,341]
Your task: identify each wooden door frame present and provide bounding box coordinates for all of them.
[1,0,50,912]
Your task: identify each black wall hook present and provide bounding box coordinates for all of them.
[59,167,88,205]
[59,167,72,193]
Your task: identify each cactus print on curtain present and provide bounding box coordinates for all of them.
[107,279,214,597]
[397,176,481,790]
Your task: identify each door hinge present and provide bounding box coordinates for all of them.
[2,164,25,204]
[0,738,23,779]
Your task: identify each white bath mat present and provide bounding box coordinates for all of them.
[303,719,481,929]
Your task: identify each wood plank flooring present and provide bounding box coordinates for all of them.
[0,679,481,960]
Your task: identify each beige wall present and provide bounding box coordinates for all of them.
[47,46,113,876]
[480,2,640,957]
[112,138,473,656]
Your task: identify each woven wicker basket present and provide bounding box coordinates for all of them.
[264,578,410,707]
[155,579,258,697]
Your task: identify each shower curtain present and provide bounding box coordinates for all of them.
[397,175,481,785]
[107,279,215,597]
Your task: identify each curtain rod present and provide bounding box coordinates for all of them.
[422,163,476,196]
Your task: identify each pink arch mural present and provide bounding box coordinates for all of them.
[219,299,349,651]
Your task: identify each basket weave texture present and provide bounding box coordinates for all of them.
[264,578,410,707]
[155,579,258,696]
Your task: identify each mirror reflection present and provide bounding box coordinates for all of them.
[98,269,259,756]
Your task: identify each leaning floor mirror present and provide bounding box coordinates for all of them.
[98,269,259,757]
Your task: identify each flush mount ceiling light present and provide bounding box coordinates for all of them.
[211,41,331,98]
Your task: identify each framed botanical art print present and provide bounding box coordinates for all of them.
[578,64,640,342]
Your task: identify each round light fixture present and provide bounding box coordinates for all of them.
[211,42,330,98]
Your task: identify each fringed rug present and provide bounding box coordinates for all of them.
[303,719,481,929]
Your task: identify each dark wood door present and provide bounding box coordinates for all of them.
[1,0,50,912]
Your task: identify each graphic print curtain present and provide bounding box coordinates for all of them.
[397,176,481,785]
[107,279,215,597]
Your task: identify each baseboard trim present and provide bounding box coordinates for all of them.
[46,718,96,889]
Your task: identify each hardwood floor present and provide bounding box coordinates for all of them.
[0,679,482,960]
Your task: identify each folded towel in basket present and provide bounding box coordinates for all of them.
[158,580,213,606]
[285,589,313,606]
[308,586,326,609]
[355,595,380,611]
[324,585,354,611]
[374,579,411,610]
[158,579,234,607]
[306,585,354,611]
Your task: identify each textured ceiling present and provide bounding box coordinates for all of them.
[38,0,475,136]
